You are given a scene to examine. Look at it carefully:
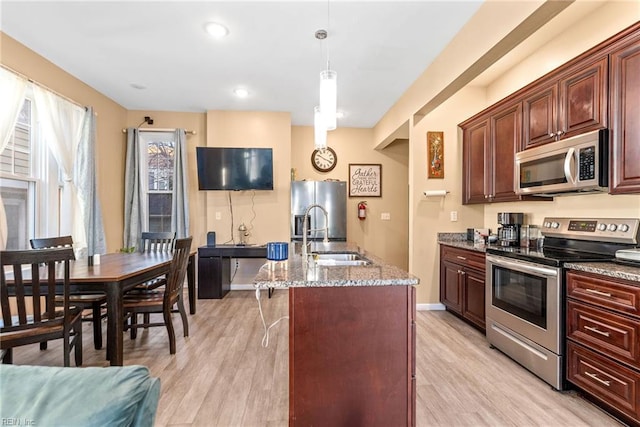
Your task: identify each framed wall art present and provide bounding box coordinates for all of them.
[348,164,382,197]
[427,131,444,178]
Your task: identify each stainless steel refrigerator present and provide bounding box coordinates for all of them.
[291,181,347,241]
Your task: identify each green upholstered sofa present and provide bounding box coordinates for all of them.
[0,364,160,427]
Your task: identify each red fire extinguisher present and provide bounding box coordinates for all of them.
[358,201,367,220]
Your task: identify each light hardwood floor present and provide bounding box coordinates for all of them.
[11,289,623,426]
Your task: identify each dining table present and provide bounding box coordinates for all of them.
[64,251,196,365]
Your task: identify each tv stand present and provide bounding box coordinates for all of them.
[197,245,267,299]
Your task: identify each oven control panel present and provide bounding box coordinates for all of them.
[541,217,640,244]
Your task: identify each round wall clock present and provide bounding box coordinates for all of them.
[311,147,337,172]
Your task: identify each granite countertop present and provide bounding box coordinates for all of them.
[438,233,488,253]
[253,241,419,289]
[565,261,640,283]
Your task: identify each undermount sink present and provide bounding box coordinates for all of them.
[313,252,371,266]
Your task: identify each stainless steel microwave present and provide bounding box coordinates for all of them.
[515,129,608,196]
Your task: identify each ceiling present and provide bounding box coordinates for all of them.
[0,1,483,128]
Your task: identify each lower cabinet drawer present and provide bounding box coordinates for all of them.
[567,341,640,422]
[567,300,640,367]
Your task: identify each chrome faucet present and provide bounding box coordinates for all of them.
[302,204,329,260]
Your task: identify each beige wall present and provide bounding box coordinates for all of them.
[1,33,127,252]
[291,126,409,269]
[404,2,640,306]
[204,111,291,246]
[409,87,486,306]
[373,0,549,148]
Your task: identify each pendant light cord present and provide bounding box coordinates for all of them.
[326,0,331,70]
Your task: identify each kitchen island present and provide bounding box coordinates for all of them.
[254,242,419,427]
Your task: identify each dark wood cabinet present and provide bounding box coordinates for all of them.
[460,22,640,200]
[462,102,523,204]
[289,285,415,426]
[197,245,267,299]
[522,81,557,147]
[462,115,490,204]
[490,102,523,202]
[439,245,486,331]
[609,30,640,194]
[463,268,486,329]
[523,56,608,149]
[566,270,640,425]
[441,259,463,313]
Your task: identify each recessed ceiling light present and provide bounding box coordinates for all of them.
[205,22,229,39]
[234,88,249,98]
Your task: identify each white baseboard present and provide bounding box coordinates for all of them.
[230,284,256,291]
[416,303,446,311]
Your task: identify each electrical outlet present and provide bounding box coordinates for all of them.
[450,211,458,222]
[215,211,222,220]
[381,212,391,220]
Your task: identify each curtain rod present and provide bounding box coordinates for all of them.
[121,127,196,135]
[1,64,86,109]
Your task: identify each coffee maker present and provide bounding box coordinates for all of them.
[497,212,524,247]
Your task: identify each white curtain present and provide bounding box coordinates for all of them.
[0,67,28,249]
[33,86,87,255]
[123,128,146,250]
[172,129,190,238]
[77,107,106,256]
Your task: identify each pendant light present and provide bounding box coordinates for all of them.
[314,106,327,149]
[319,69,337,130]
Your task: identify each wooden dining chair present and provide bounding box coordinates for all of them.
[30,236,106,350]
[123,237,192,354]
[131,231,176,292]
[0,247,83,366]
[140,231,176,254]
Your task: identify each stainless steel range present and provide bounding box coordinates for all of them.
[485,217,640,390]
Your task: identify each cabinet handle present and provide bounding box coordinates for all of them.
[460,271,466,277]
[584,288,612,298]
[456,256,467,261]
[585,372,611,387]
[549,132,555,138]
[556,130,564,137]
[584,325,610,337]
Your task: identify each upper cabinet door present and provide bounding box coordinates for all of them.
[490,102,523,203]
[523,83,557,148]
[558,56,608,139]
[523,56,608,150]
[462,116,490,204]
[609,33,640,194]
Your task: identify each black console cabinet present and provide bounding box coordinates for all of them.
[197,245,267,299]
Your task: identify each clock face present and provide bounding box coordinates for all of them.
[311,147,337,172]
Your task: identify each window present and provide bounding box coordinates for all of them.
[0,94,66,249]
[1,99,35,250]
[141,132,175,233]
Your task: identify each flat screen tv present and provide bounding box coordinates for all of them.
[196,147,274,191]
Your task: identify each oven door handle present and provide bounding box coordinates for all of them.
[487,255,558,277]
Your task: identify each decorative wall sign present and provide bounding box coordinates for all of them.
[427,131,444,178]
[349,164,382,197]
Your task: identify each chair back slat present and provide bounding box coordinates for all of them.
[0,247,74,331]
[140,232,175,253]
[30,236,75,260]
[165,237,192,306]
